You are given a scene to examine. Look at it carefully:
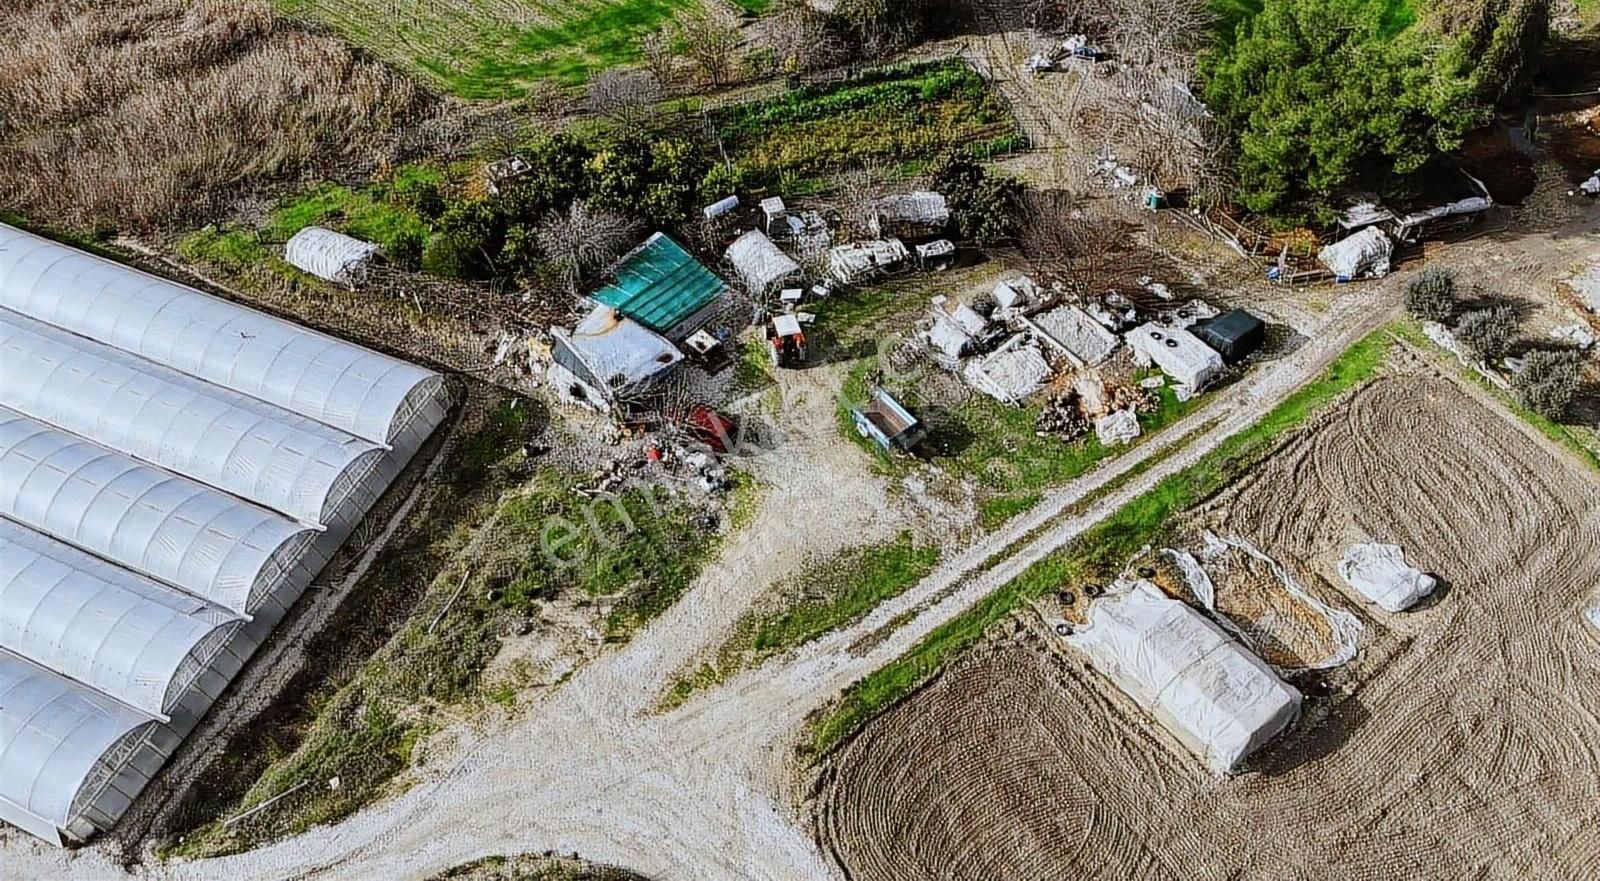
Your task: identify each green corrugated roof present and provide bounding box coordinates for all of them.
[591,233,725,335]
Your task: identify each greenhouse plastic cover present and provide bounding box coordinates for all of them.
[284,226,379,286]
[0,223,439,445]
[1068,580,1301,773]
[1338,543,1436,612]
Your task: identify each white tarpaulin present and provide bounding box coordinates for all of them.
[1067,580,1301,774]
[1125,323,1224,392]
[1338,543,1435,612]
[1318,226,1393,279]
[284,226,380,287]
[1198,532,1363,670]
[1587,597,1600,634]
[962,338,1051,405]
[725,230,801,294]
[1094,409,1141,446]
[1025,305,1119,367]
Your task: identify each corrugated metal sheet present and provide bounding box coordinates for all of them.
[591,233,725,337]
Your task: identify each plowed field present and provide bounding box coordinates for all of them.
[820,358,1600,880]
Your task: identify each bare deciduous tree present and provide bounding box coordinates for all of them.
[677,8,743,89]
[639,29,679,92]
[764,0,847,74]
[536,202,643,294]
[586,69,663,128]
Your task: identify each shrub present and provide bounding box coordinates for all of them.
[1404,267,1457,322]
[421,231,480,279]
[1513,348,1582,421]
[929,151,1023,245]
[1454,306,1519,362]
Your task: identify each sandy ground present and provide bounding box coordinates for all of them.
[819,359,1600,881]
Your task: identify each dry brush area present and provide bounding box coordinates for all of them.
[820,358,1600,880]
[0,0,435,231]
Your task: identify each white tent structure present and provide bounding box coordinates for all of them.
[1125,323,1225,392]
[1067,580,1301,774]
[724,230,801,296]
[1337,543,1436,612]
[0,222,450,845]
[284,226,381,287]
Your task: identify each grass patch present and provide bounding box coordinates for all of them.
[166,395,730,858]
[801,326,1399,758]
[661,532,938,709]
[836,358,1207,527]
[712,59,1025,188]
[275,0,697,95]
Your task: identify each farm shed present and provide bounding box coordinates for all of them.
[724,230,802,296]
[828,239,910,285]
[284,226,381,287]
[869,191,949,239]
[1191,309,1265,364]
[1318,226,1393,280]
[1125,323,1225,392]
[549,305,683,414]
[592,232,727,341]
[1337,544,1436,613]
[1067,580,1302,774]
[0,223,449,846]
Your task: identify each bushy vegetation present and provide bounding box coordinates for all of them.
[928,151,1024,245]
[1200,0,1545,220]
[1404,266,1459,323]
[1454,306,1519,361]
[1514,349,1583,421]
[0,0,430,232]
[710,60,1024,190]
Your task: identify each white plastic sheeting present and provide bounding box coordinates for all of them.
[1198,532,1363,670]
[1318,226,1393,279]
[1337,543,1436,612]
[1587,597,1600,634]
[1125,323,1224,392]
[724,230,801,295]
[1094,409,1141,446]
[0,650,160,845]
[0,309,386,526]
[1025,305,1119,367]
[283,227,380,287]
[962,338,1051,404]
[1067,580,1302,773]
[0,223,444,446]
[0,407,316,615]
[0,519,242,717]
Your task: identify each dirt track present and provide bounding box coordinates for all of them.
[820,361,1600,881]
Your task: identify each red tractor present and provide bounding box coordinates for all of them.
[767,313,808,368]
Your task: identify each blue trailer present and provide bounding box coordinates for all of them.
[852,386,924,452]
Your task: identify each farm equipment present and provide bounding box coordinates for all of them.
[768,313,808,368]
[851,386,924,452]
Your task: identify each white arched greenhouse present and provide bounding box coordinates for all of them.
[0,223,451,845]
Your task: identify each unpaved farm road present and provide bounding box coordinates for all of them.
[10,248,1405,881]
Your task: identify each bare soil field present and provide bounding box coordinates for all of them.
[819,355,1600,880]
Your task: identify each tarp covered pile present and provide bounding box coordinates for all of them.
[1067,580,1302,774]
[1125,323,1224,392]
[1318,226,1393,279]
[1338,543,1436,612]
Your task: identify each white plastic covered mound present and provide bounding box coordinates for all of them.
[1068,580,1302,774]
[1338,543,1436,612]
[1586,597,1600,635]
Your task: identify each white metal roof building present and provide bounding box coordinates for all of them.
[0,222,451,845]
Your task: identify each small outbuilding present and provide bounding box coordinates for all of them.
[549,304,684,414]
[591,233,727,342]
[1125,323,1225,393]
[284,227,381,288]
[828,239,910,285]
[1066,579,1302,774]
[724,230,802,297]
[869,191,950,239]
[1191,309,1265,364]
